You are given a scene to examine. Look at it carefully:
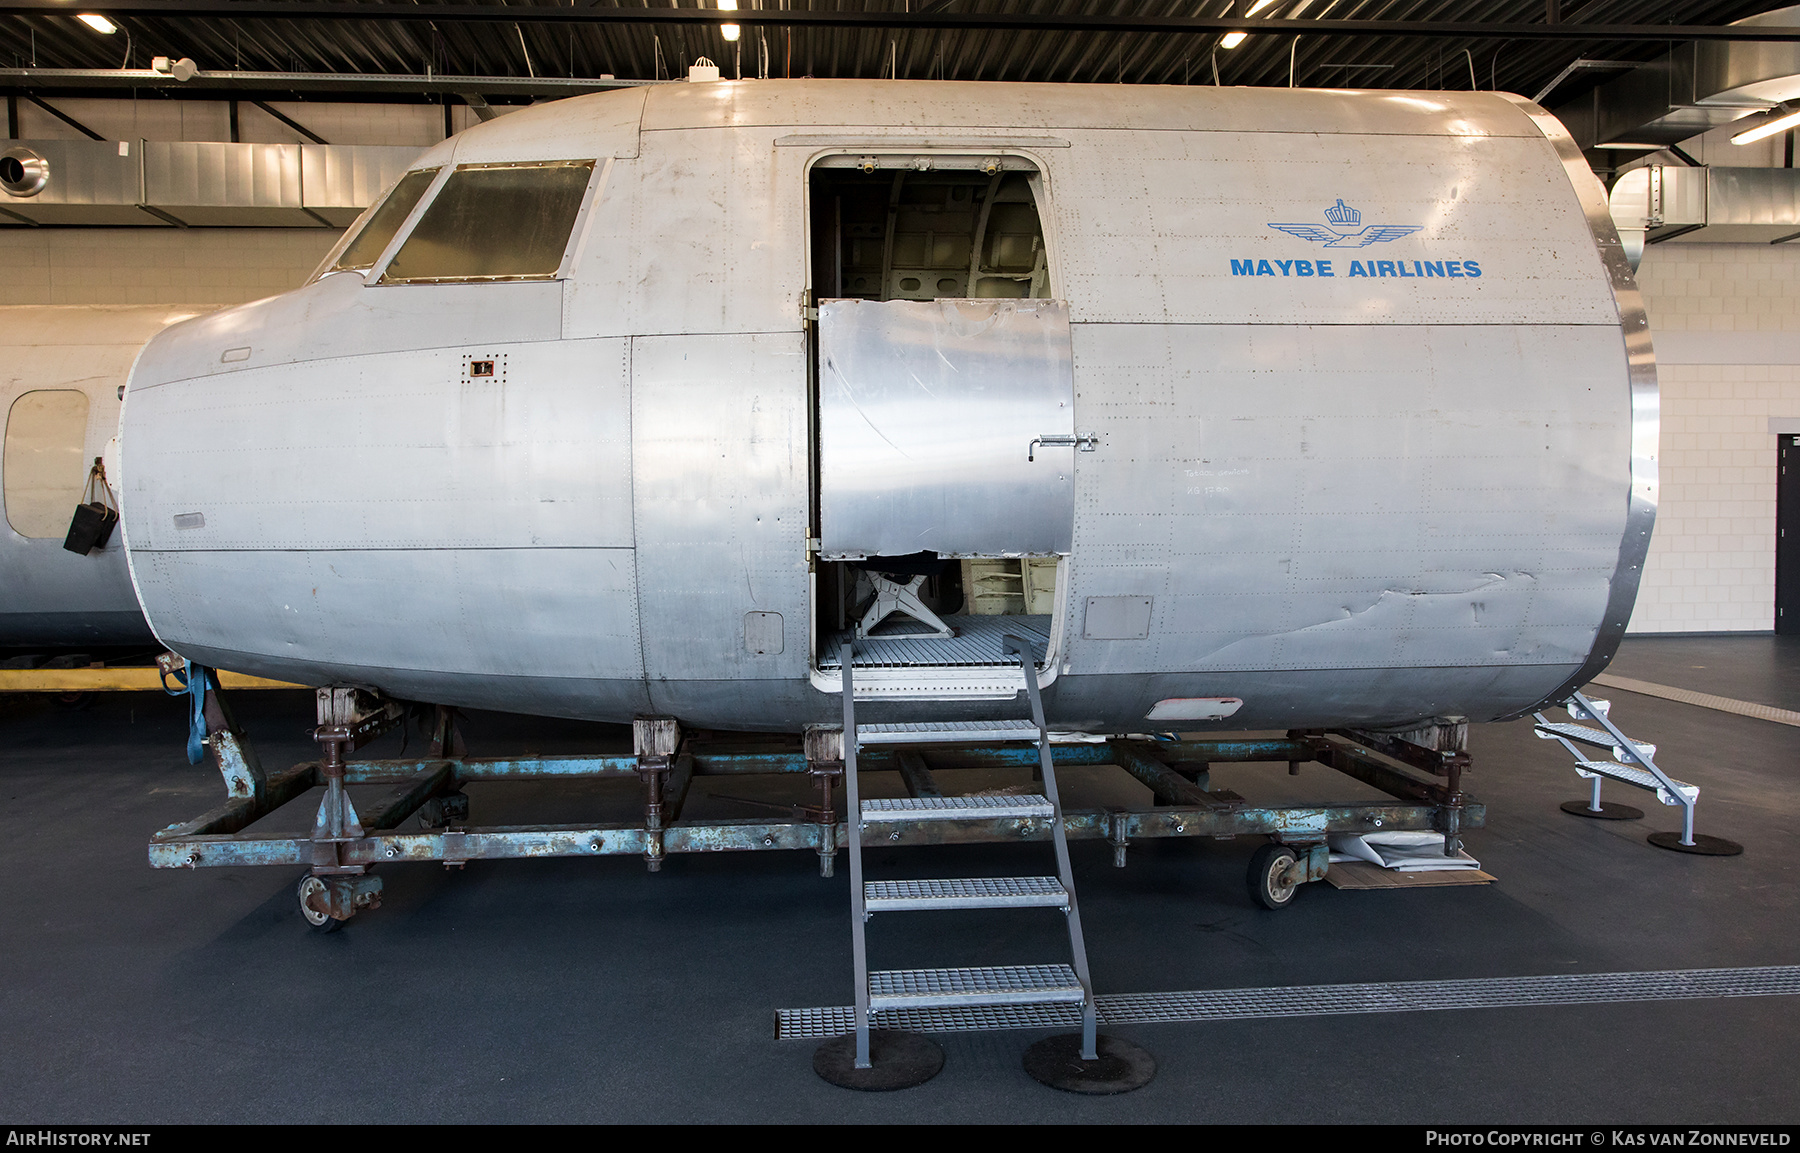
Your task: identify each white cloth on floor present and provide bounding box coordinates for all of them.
[1327,830,1481,872]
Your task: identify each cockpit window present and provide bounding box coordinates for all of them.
[330,167,440,273]
[378,160,595,284]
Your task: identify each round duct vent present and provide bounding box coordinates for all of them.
[0,147,49,198]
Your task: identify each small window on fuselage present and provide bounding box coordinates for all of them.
[330,167,440,273]
[378,160,596,284]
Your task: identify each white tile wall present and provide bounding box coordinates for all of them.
[1630,242,1800,633]
[0,228,341,307]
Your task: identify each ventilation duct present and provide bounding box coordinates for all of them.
[1609,165,1800,268]
[0,141,425,228]
[0,139,154,226]
[1552,6,1800,151]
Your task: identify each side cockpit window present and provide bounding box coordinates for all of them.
[378,160,595,284]
[330,167,440,273]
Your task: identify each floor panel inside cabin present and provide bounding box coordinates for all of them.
[1,636,1797,1123]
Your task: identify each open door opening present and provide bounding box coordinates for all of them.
[807,155,1075,691]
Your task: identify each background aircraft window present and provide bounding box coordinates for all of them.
[379,160,595,283]
[330,167,441,273]
[4,390,90,539]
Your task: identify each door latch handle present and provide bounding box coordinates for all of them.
[1028,433,1098,462]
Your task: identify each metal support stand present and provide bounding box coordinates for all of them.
[634,716,680,873]
[855,572,954,640]
[1560,768,1645,821]
[149,678,1491,959]
[300,688,404,929]
[804,727,842,879]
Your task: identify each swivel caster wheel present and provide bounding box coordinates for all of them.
[1248,842,1301,910]
[296,873,346,934]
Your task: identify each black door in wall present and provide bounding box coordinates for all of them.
[1780,436,1800,635]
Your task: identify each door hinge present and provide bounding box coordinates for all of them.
[802,306,819,322]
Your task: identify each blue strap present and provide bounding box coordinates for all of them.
[162,662,215,764]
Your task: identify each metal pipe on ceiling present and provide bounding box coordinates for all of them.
[0,3,1799,44]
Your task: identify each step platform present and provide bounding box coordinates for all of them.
[1575,760,1698,806]
[864,876,1069,912]
[1534,721,1656,762]
[861,795,1053,822]
[858,720,1041,745]
[867,964,1087,1011]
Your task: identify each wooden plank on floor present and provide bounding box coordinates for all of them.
[1324,861,1496,889]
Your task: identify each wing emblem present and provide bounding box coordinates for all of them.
[1266,201,1422,247]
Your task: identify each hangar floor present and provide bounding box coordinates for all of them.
[1,637,1796,1124]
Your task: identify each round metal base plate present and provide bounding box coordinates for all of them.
[1647,831,1744,856]
[1022,1034,1156,1095]
[1561,799,1645,821]
[813,1031,944,1091]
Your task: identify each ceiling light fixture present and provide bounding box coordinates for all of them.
[1732,104,1800,145]
[77,13,117,34]
[1221,1,1278,50]
[719,0,740,43]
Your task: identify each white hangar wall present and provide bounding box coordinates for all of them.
[0,228,341,306]
[1629,242,1800,634]
[1623,118,1800,635]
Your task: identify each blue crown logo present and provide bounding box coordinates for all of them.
[1266,198,1420,248]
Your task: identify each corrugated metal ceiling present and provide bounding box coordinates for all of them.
[0,2,1788,103]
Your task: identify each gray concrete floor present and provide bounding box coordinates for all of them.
[2,638,1798,1123]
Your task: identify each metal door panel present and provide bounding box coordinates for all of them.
[818,297,1074,559]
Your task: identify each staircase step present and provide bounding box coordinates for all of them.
[1576,761,1698,805]
[862,795,1053,822]
[864,876,1068,912]
[867,964,1086,1010]
[1534,721,1657,762]
[858,720,1040,745]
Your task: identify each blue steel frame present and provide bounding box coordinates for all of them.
[149,703,1485,893]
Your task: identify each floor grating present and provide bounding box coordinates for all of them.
[774,965,1800,1039]
[819,614,1050,669]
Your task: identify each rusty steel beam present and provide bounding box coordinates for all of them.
[2,4,1797,43]
[894,751,943,799]
[1314,739,1454,806]
[147,799,1484,869]
[357,762,456,832]
[151,763,313,840]
[1108,741,1218,808]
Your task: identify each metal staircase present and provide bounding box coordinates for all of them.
[833,634,1098,1074]
[1532,689,1736,854]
